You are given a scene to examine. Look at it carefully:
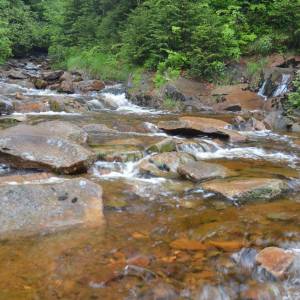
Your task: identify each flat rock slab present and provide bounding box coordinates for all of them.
[201,178,287,201]
[0,177,103,239]
[178,160,234,182]
[256,247,295,279]
[158,116,246,142]
[36,120,88,144]
[0,122,94,174]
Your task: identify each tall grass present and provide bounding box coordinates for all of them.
[65,47,131,82]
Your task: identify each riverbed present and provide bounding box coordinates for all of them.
[0,58,300,299]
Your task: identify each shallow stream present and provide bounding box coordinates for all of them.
[0,61,300,299]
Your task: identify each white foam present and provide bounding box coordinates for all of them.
[258,80,268,100]
[193,147,298,164]
[273,74,291,97]
[12,111,81,116]
[24,88,81,98]
[92,159,166,184]
[102,92,165,115]
[3,177,65,186]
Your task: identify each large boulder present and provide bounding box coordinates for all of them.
[57,80,75,93]
[42,70,64,82]
[76,80,105,93]
[0,176,103,239]
[0,123,95,174]
[33,78,48,89]
[178,161,233,182]
[201,178,287,202]
[212,84,263,111]
[158,116,246,142]
[139,152,195,179]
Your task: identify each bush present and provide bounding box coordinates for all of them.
[0,21,11,63]
[153,51,185,88]
[288,74,300,108]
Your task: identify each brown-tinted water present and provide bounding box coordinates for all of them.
[1,70,300,299]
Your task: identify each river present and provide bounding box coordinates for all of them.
[0,58,299,299]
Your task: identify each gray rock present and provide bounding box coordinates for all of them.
[0,98,14,115]
[264,111,292,131]
[42,70,64,82]
[201,178,288,202]
[0,176,103,239]
[8,70,28,80]
[0,123,94,174]
[178,161,233,182]
[139,152,195,179]
[36,121,88,144]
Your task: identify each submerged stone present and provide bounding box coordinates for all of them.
[256,247,295,279]
[208,240,246,252]
[146,138,177,153]
[178,160,233,182]
[201,178,287,202]
[170,238,207,251]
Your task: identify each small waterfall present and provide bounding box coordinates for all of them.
[258,80,267,100]
[258,74,291,100]
[100,86,164,114]
[177,140,221,156]
[273,74,291,97]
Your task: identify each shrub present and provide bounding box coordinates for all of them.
[288,74,300,108]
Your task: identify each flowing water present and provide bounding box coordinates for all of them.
[0,61,300,299]
[258,73,291,100]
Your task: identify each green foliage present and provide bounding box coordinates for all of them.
[0,19,11,63]
[246,58,267,79]
[65,47,131,82]
[1,0,300,81]
[288,74,300,108]
[154,51,184,88]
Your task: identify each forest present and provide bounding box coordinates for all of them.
[1,0,300,80]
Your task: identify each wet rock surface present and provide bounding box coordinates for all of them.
[0,123,94,174]
[139,152,195,179]
[256,247,295,279]
[178,160,233,182]
[0,176,103,238]
[201,178,287,201]
[158,116,246,142]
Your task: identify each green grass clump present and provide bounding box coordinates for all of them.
[162,96,183,111]
[65,48,131,82]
